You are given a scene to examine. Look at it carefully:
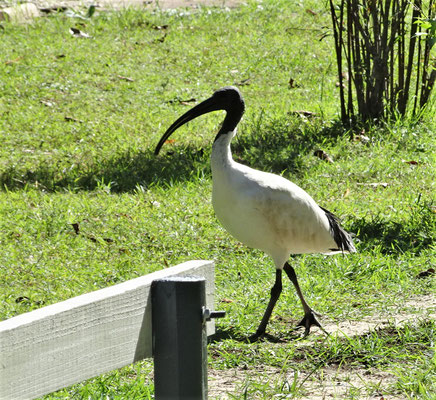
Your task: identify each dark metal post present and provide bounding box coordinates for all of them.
[152,277,207,400]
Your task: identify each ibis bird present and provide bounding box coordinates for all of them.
[155,87,356,341]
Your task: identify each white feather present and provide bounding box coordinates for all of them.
[211,132,338,269]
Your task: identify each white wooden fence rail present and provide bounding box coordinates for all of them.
[0,260,215,400]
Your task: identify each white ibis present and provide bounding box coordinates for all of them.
[155,86,356,341]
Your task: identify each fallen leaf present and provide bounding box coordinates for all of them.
[69,27,90,38]
[15,296,31,304]
[289,78,300,88]
[402,160,419,165]
[180,98,197,105]
[166,98,196,105]
[152,24,168,30]
[354,134,370,144]
[71,222,80,234]
[314,149,334,163]
[40,6,67,14]
[116,213,132,218]
[306,8,317,15]
[343,188,350,197]
[5,57,23,65]
[416,268,435,279]
[117,74,134,82]
[40,99,54,107]
[292,110,316,118]
[151,33,167,43]
[357,182,389,188]
[221,298,234,303]
[65,116,83,123]
[235,78,251,86]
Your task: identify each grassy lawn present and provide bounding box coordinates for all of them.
[0,0,435,398]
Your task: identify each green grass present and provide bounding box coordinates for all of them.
[0,1,435,398]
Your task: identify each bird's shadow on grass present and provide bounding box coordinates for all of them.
[0,116,348,193]
[209,327,304,344]
[0,147,207,193]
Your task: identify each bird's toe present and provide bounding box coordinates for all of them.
[296,310,328,337]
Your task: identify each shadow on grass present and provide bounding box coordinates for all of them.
[0,147,207,193]
[208,328,246,343]
[232,115,348,175]
[349,203,435,256]
[305,319,435,368]
[209,326,305,344]
[210,321,434,371]
[1,116,348,193]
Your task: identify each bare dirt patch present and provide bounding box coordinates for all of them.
[208,294,435,399]
[208,366,400,400]
[1,0,244,12]
[0,0,243,22]
[320,294,436,338]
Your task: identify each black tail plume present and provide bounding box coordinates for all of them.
[320,207,356,253]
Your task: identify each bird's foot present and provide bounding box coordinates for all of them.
[247,331,284,343]
[296,309,329,337]
[247,330,265,343]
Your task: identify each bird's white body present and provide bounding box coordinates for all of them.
[211,131,338,269]
[155,86,355,339]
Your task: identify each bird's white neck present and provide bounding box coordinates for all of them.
[211,131,235,173]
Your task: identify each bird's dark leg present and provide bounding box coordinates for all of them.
[249,269,282,342]
[283,262,327,336]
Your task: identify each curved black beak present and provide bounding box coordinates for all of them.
[154,86,245,156]
[154,96,222,156]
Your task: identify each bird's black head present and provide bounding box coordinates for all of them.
[211,86,245,113]
[154,86,245,155]
[211,86,245,139]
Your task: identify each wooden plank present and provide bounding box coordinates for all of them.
[0,260,215,400]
